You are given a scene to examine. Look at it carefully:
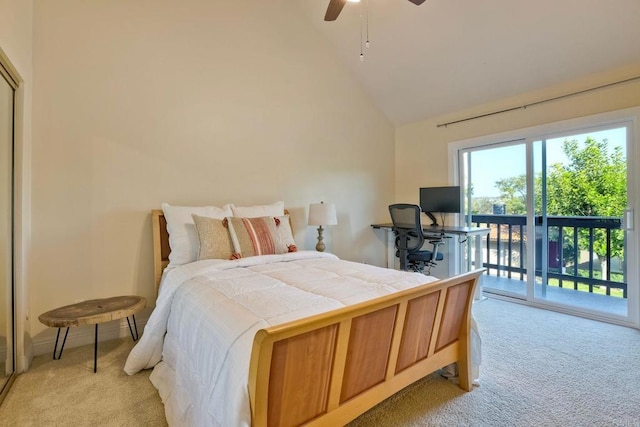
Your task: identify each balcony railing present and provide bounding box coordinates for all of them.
[471,214,627,298]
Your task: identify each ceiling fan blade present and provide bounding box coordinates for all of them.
[408,0,427,4]
[325,0,347,21]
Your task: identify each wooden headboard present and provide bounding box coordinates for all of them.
[151,209,292,295]
[151,210,171,294]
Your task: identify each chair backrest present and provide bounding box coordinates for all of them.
[388,204,424,252]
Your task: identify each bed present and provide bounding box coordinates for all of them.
[125,206,483,426]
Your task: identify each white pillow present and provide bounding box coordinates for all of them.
[230,201,284,218]
[162,202,233,267]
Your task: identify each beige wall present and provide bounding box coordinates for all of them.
[29,0,395,339]
[0,0,34,371]
[395,62,640,202]
[0,0,33,70]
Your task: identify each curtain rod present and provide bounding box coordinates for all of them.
[436,75,640,128]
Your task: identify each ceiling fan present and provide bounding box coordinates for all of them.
[324,0,426,21]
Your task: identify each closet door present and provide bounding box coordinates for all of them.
[0,67,14,398]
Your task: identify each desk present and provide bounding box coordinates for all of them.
[371,223,489,299]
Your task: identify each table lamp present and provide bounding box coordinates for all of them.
[308,201,337,252]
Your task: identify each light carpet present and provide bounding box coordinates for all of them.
[1,298,639,426]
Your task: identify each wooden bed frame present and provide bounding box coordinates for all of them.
[151,209,483,427]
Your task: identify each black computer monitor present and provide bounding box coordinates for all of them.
[419,186,461,226]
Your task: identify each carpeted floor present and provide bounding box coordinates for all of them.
[1,298,639,426]
[0,338,166,427]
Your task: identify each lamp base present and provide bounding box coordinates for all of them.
[315,225,325,252]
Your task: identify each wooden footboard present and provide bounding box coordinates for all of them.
[248,269,483,427]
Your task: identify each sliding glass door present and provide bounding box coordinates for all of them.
[460,140,528,299]
[458,118,637,324]
[532,125,630,318]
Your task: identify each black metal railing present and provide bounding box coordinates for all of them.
[471,214,627,298]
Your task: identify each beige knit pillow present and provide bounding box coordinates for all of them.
[191,214,234,261]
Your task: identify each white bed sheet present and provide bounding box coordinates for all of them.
[124,251,473,426]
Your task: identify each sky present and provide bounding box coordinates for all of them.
[468,126,627,198]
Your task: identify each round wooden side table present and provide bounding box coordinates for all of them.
[38,295,146,373]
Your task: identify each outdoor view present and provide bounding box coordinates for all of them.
[462,126,628,316]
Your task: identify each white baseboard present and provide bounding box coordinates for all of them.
[33,313,149,357]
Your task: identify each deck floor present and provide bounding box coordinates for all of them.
[482,274,627,317]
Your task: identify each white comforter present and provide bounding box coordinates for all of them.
[125,251,449,426]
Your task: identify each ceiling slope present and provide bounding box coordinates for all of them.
[296,0,640,124]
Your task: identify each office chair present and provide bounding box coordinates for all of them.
[388,203,444,275]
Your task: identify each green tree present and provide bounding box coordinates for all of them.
[470,197,497,214]
[494,175,527,214]
[546,137,626,259]
[546,138,626,218]
[493,137,626,260]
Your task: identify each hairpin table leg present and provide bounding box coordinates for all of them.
[126,315,140,341]
[53,327,70,360]
[94,324,98,373]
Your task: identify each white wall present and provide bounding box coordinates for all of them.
[0,0,34,371]
[29,0,395,341]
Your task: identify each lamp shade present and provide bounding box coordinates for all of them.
[308,202,337,226]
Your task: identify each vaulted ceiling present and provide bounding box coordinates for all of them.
[295,0,640,125]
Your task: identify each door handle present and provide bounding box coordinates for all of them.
[622,209,634,231]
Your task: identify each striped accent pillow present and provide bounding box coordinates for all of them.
[227,216,297,258]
